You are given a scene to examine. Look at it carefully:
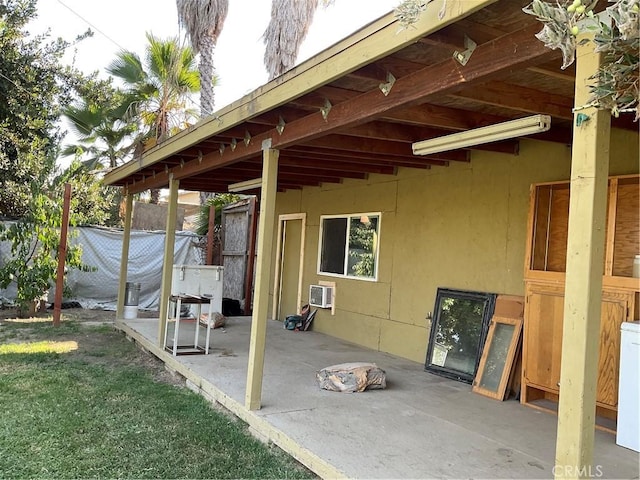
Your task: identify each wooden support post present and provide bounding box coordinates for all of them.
[243,196,258,315]
[53,183,72,327]
[245,143,278,411]
[554,32,610,480]
[206,203,215,265]
[116,193,133,321]
[158,176,180,346]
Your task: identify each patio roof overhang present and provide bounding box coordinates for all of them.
[103,0,637,195]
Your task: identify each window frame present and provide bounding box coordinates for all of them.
[317,212,381,282]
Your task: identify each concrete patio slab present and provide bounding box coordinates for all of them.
[117,316,639,479]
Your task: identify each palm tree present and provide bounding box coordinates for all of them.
[263,0,334,80]
[61,92,136,170]
[107,33,200,202]
[108,33,200,143]
[176,0,228,117]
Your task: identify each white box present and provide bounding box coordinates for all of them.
[617,321,640,452]
[171,265,224,314]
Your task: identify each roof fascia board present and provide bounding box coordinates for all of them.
[104,0,498,186]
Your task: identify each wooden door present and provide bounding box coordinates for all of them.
[523,285,565,391]
[596,291,629,406]
[221,202,251,302]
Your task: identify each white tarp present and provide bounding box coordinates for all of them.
[0,225,202,311]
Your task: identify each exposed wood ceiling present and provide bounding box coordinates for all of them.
[106,0,638,195]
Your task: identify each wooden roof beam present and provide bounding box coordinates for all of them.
[277,184,304,191]
[245,107,309,126]
[348,57,431,83]
[214,168,344,186]
[449,81,574,119]
[302,135,469,162]
[276,155,397,175]
[139,24,551,184]
[527,65,576,82]
[178,181,230,193]
[286,143,452,164]
[382,103,517,130]
[293,85,361,107]
[219,162,367,180]
[105,0,500,186]
[285,145,445,168]
[340,121,519,154]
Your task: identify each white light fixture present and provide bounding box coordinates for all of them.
[412,114,551,156]
[228,177,262,192]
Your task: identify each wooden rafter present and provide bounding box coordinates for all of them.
[449,81,574,119]
[120,23,554,194]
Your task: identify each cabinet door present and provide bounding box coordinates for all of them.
[524,285,630,407]
[596,291,629,407]
[523,286,564,391]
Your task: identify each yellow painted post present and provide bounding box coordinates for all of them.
[245,142,279,410]
[116,192,134,322]
[158,176,180,346]
[554,32,610,480]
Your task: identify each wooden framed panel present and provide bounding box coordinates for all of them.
[612,176,640,277]
[473,316,523,400]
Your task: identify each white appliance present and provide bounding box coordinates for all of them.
[309,285,332,308]
[171,265,224,314]
[617,321,640,452]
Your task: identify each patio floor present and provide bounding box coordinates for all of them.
[116,315,639,479]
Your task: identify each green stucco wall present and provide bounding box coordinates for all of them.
[271,130,639,363]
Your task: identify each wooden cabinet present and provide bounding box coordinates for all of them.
[522,175,640,430]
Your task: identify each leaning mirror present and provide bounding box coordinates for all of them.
[425,288,497,383]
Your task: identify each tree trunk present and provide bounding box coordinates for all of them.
[199,34,215,117]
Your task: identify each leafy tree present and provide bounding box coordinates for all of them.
[0,0,93,218]
[194,193,242,236]
[0,1,118,315]
[107,33,200,203]
[108,33,200,143]
[61,80,137,170]
[0,185,88,316]
[53,161,121,227]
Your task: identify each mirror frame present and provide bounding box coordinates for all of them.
[425,288,497,383]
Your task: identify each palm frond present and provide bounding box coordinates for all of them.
[107,51,146,86]
[176,0,229,53]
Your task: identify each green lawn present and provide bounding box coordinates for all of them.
[0,317,314,479]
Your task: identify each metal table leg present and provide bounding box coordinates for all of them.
[172,297,181,356]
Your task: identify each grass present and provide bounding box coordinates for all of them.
[0,317,314,479]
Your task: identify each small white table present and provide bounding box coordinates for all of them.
[163,294,213,356]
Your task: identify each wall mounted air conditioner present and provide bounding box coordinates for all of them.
[309,285,333,308]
